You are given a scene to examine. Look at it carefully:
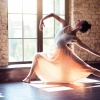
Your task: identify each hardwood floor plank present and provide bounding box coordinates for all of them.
[0,77,100,100]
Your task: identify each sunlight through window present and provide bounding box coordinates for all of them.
[74,78,100,83]
[8,0,65,63]
[0,93,4,98]
[43,86,73,92]
[8,0,37,62]
[30,83,73,92]
[86,85,100,88]
[29,78,100,92]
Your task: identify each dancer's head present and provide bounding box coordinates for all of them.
[76,20,92,33]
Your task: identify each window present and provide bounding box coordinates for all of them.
[8,0,66,63]
[43,0,65,52]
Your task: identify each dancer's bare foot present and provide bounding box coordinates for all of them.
[23,77,31,83]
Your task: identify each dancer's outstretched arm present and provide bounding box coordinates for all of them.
[39,13,68,31]
[72,37,100,58]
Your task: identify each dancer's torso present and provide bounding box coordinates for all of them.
[54,26,75,48]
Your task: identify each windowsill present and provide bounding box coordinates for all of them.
[0,63,31,70]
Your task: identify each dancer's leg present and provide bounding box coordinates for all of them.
[23,53,39,83]
[70,50,100,77]
[90,67,100,77]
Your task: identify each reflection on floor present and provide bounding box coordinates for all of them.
[30,78,100,92]
[0,75,100,100]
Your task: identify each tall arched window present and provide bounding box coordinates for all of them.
[8,0,67,63]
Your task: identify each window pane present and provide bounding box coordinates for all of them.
[43,17,54,38]
[8,0,22,13]
[43,39,54,52]
[24,39,37,61]
[23,0,37,14]
[55,0,65,14]
[9,39,22,62]
[43,0,54,14]
[23,14,37,38]
[8,14,22,38]
[55,16,65,35]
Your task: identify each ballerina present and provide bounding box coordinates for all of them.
[23,13,100,83]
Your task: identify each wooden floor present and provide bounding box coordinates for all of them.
[0,75,100,100]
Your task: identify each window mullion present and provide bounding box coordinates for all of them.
[65,0,69,24]
[37,0,43,52]
[22,0,24,61]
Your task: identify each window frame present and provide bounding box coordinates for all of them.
[8,0,69,65]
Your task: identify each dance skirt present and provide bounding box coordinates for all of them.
[34,46,91,83]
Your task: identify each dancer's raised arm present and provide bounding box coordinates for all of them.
[39,13,68,31]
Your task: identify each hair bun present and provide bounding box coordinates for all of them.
[88,24,92,29]
[79,20,92,33]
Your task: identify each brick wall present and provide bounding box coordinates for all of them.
[0,0,100,66]
[70,0,100,61]
[0,0,8,66]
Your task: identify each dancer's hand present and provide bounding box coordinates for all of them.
[39,19,45,31]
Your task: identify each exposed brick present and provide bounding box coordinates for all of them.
[69,0,100,61]
[0,0,8,66]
